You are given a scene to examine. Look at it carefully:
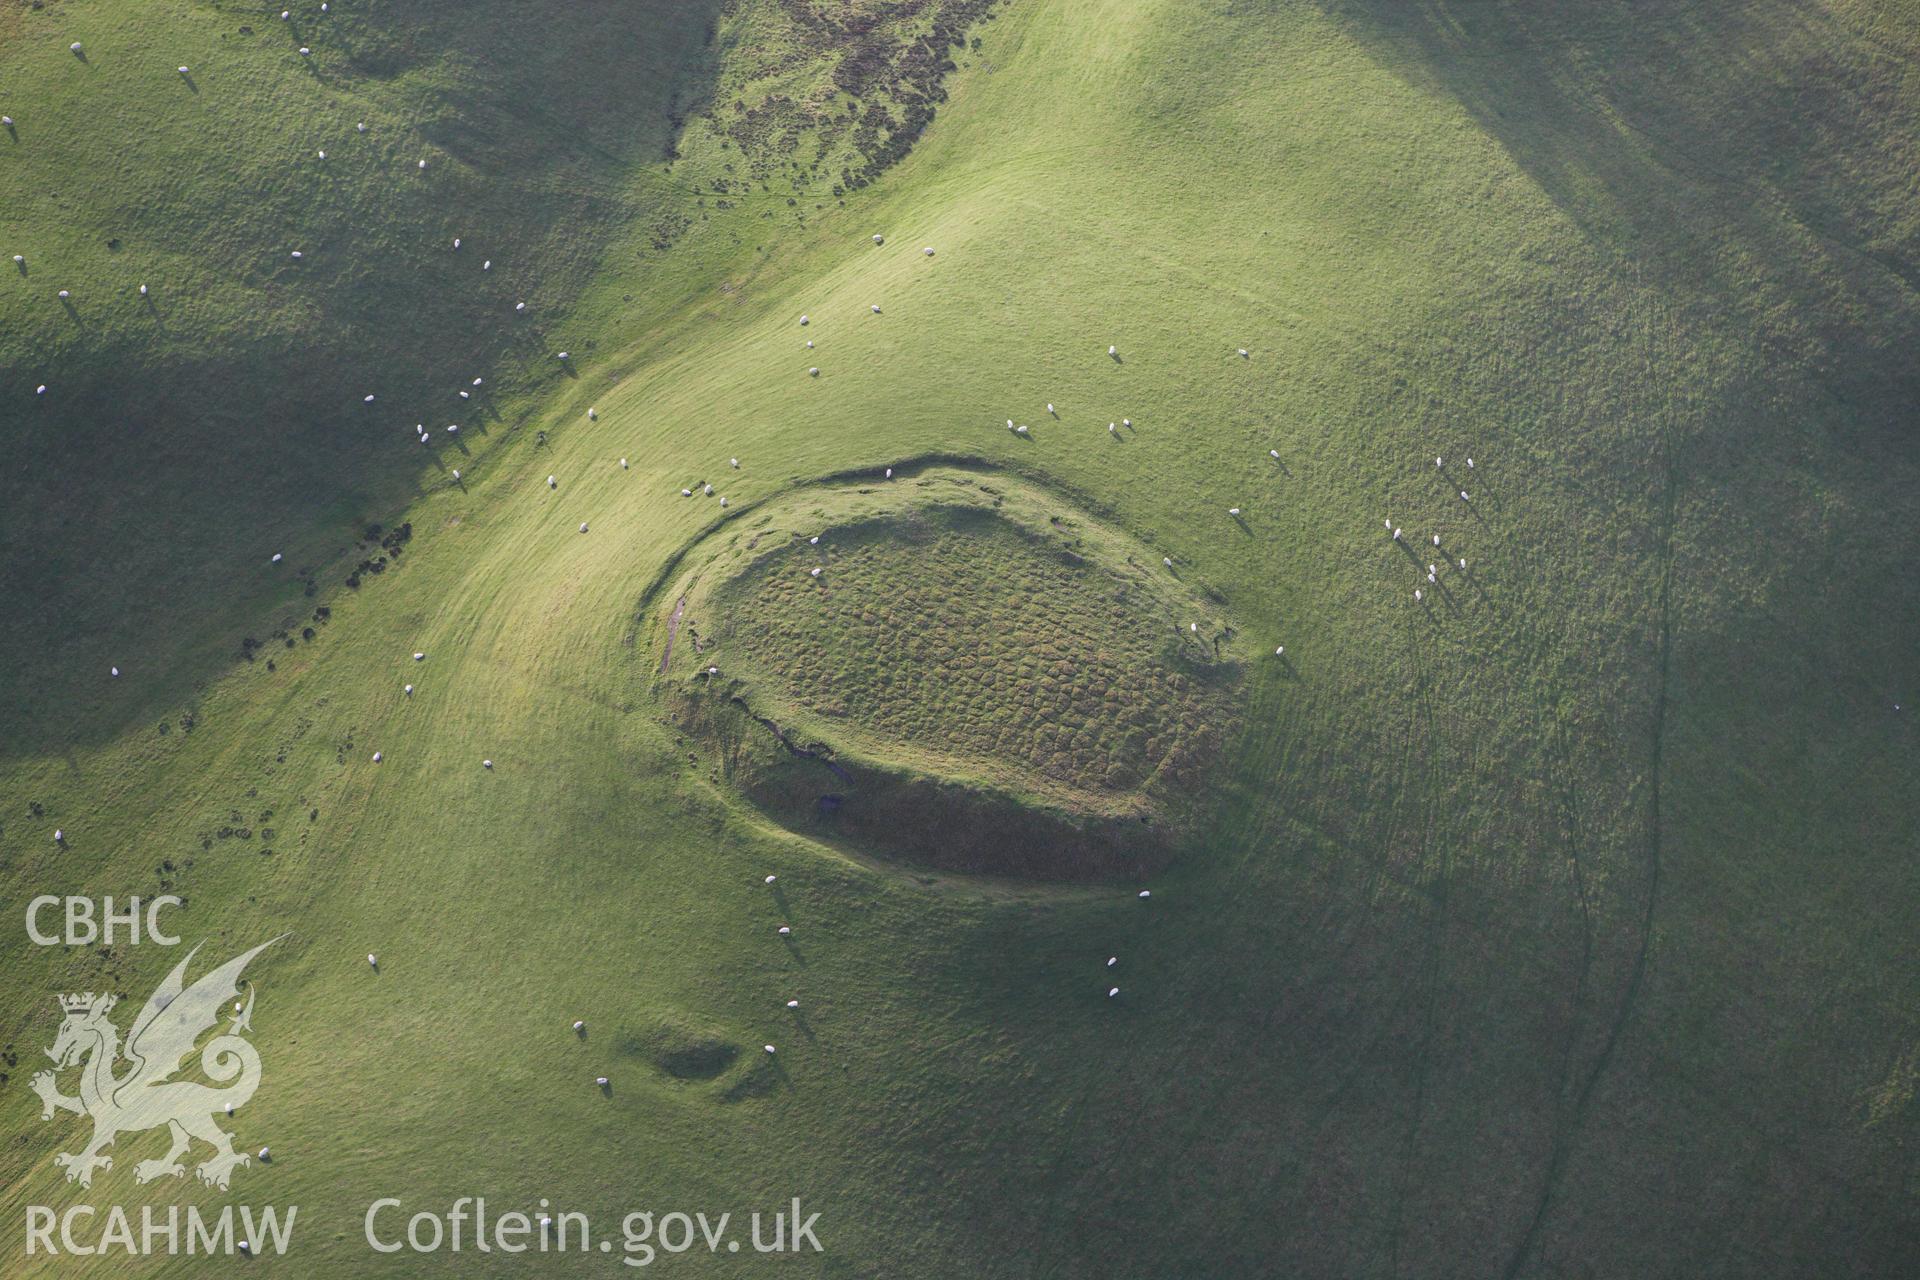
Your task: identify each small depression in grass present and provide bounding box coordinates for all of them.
[653,468,1245,881]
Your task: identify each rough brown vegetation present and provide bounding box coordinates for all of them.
[699,0,1002,189]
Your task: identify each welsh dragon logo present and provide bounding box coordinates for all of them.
[30,937,282,1190]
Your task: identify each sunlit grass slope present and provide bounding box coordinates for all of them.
[3,0,1918,1277]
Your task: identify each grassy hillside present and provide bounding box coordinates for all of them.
[3,1,1918,1276]
[0,0,728,753]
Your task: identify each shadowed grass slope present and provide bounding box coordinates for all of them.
[0,0,730,753]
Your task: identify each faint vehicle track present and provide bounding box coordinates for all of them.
[1500,404,1677,1280]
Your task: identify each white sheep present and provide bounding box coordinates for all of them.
[372,751,382,763]
[871,234,884,244]
[548,475,557,488]
[573,1020,585,1032]
[579,522,589,533]
[786,999,800,1009]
